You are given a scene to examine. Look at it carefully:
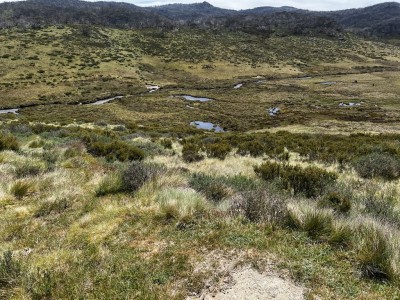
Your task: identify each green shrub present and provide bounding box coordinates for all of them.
[86,140,144,162]
[255,162,337,198]
[254,161,281,181]
[96,173,123,197]
[243,189,287,225]
[361,189,400,227]
[41,150,59,171]
[277,149,290,162]
[24,268,55,299]
[182,143,203,163]
[0,250,21,288]
[0,134,19,151]
[14,162,45,178]
[204,142,232,160]
[189,173,232,202]
[122,161,166,193]
[34,198,70,218]
[353,153,400,180]
[64,142,85,159]
[10,180,32,200]
[160,139,173,149]
[320,191,351,214]
[237,140,265,157]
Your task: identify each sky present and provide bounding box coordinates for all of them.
[0,0,396,11]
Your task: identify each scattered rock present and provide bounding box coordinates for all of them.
[146,85,160,93]
[268,107,281,117]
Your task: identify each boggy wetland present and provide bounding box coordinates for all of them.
[2,2,400,299]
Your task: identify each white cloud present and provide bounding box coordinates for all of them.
[0,0,397,11]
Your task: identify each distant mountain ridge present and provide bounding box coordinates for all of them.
[0,0,398,37]
[0,0,172,29]
[324,2,400,37]
[150,1,238,21]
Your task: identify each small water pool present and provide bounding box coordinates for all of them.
[0,108,19,115]
[89,96,123,105]
[190,121,224,132]
[181,95,213,102]
[319,81,337,85]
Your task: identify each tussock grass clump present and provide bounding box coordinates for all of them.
[0,134,19,152]
[330,221,353,247]
[353,152,400,180]
[96,173,123,197]
[157,188,211,220]
[10,180,33,200]
[355,220,399,281]
[288,203,335,239]
[122,161,166,193]
[255,162,337,198]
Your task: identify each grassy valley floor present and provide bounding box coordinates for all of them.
[1,26,400,299]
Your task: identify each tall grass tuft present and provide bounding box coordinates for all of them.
[288,202,334,239]
[10,180,33,200]
[157,188,211,220]
[96,173,123,197]
[355,220,399,281]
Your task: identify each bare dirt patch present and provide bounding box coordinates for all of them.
[201,267,304,300]
[187,250,305,300]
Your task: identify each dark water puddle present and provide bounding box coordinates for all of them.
[190,121,224,132]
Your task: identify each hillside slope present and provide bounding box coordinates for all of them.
[0,0,172,29]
